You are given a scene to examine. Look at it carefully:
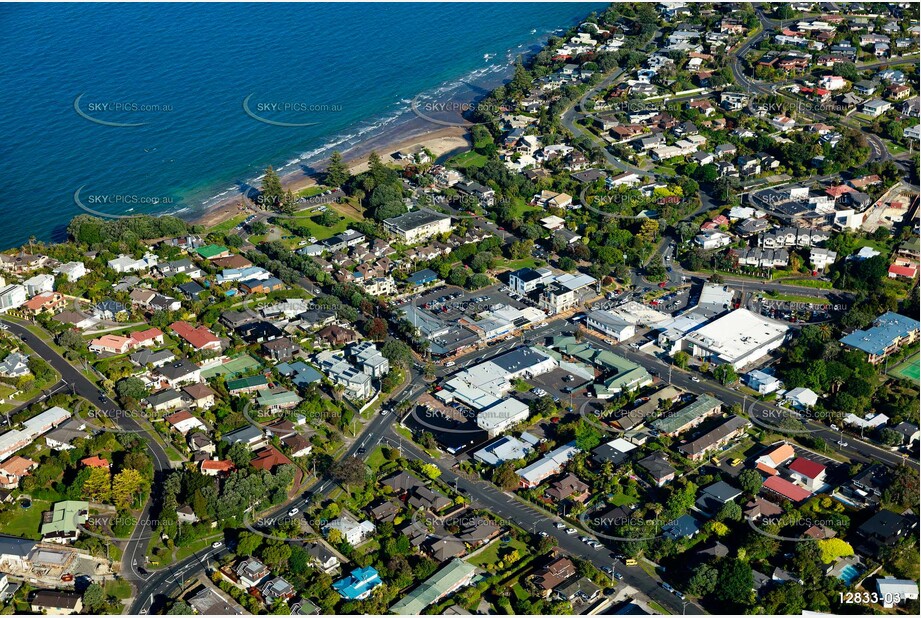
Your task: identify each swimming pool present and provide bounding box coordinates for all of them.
[839,564,862,585]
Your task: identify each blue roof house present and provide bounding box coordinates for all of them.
[333,566,383,600]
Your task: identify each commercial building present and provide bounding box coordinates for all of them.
[671,309,790,370]
[383,210,452,244]
[473,433,539,466]
[509,267,554,295]
[586,309,636,341]
[437,347,555,436]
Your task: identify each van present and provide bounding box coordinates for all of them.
[624,558,637,566]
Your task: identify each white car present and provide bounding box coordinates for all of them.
[555,522,566,529]
[445,361,456,367]
[566,528,577,535]
[837,440,848,448]
[287,507,299,517]
[211,541,223,549]
[830,423,838,431]
[691,376,701,383]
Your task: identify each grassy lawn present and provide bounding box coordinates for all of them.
[446,150,487,170]
[283,212,358,241]
[854,237,892,254]
[468,537,529,569]
[503,257,543,271]
[781,278,834,290]
[365,446,388,472]
[763,291,832,305]
[104,579,133,600]
[296,185,327,198]
[648,600,671,614]
[207,213,247,236]
[608,492,639,507]
[1,498,50,539]
[163,445,184,462]
[507,196,542,219]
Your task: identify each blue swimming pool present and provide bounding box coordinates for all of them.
[839,564,862,585]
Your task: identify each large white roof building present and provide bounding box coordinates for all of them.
[674,309,790,370]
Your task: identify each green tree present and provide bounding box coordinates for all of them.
[714,558,753,608]
[325,151,351,187]
[82,584,106,613]
[237,531,263,557]
[111,468,148,510]
[686,563,718,596]
[83,466,112,503]
[261,166,283,207]
[738,469,763,495]
[115,377,148,402]
[494,462,520,491]
[330,456,367,486]
[673,351,690,369]
[712,364,738,385]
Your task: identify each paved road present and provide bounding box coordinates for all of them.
[0,317,173,588]
[576,329,918,471]
[130,361,424,613]
[389,429,706,615]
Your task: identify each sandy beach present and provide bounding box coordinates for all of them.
[191,125,472,230]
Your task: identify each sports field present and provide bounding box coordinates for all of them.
[889,353,920,383]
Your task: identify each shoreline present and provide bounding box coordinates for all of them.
[189,125,472,230]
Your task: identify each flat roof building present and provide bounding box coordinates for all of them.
[674,308,790,370]
[383,210,452,244]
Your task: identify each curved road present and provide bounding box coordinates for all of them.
[0,317,171,592]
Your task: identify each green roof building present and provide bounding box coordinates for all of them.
[652,394,722,436]
[389,558,477,614]
[226,374,269,393]
[257,388,302,410]
[548,337,652,397]
[41,500,89,540]
[195,244,230,260]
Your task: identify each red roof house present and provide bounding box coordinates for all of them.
[763,476,812,503]
[251,446,293,472]
[200,459,234,476]
[170,321,221,351]
[130,327,165,347]
[81,456,111,469]
[889,263,919,279]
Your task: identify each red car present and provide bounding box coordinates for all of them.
[658,281,667,288]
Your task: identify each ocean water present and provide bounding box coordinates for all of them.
[0,2,605,249]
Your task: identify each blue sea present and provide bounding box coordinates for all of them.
[0,2,605,249]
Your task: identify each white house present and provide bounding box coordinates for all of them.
[745,369,782,394]
[695,231,732,250]
[325,513,376,546]
[787,457,826,491]
[784,387,819,409]
[876,578,919,609]
[22,274,54,296]
[53,262,87,282]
